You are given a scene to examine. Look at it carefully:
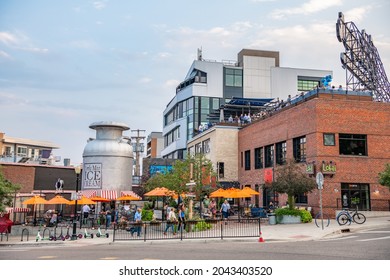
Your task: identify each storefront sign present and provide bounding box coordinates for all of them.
[306,163,315,174]
[322,161,336,174]
[83,163,102,189]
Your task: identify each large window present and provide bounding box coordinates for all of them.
[295,193,308,204]
[341,183,370,210]
[244,150,251,170]
[225,68,243,87]
[293,136,306,162]
[339,134,367,156]
[275,141,287,165]
[264,145,274,168]
[254,147,263,169]
[297,78,319,91]
[195,143,202,154]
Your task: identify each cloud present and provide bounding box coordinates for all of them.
[344,6,372,22]
[270,0,342,19]
[139,77,152,84]
[93,1,106,10]
[0,50,11,59]
[0,32,20,45]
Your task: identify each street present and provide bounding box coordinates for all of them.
[1,226,389,260]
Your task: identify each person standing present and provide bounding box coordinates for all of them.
[220,200,230,223]
[209,199,217,218]
[82,204,91,225]
[178,204,186,232]
[105,204,112,229]
[133,208,142,237]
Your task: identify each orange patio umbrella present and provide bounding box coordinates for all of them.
[67,196,96,205]
[22,195,48,205]
[210,188,228,198]
[241,187,260,196]
[89,196,111,202]
[46,195,70,205]
[116,195,141,201]
[222,188,251,199]
[144,187,173,197]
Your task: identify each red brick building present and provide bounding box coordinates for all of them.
[238,90,390,217]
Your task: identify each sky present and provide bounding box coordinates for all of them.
[0,0,389,166]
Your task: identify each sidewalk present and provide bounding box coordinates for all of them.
[1,216,389,246]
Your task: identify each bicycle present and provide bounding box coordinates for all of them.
[314,212,330,228]
[336,207,366,226]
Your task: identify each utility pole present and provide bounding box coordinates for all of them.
[131,129,145,185]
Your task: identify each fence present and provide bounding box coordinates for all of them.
[113,218,262,242]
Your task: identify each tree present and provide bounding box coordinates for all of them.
[0,168,21,212]
[270,160,317,210]
[378,163,390,189]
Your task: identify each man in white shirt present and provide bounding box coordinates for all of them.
[82,204,91,224]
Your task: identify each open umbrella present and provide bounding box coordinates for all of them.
[89,196,111,202]
[222,188,251,198]
[241,187,260,196]
[22,195,48,226]
[116,195,141,201]
[67,196,96,205]
[46,195,70,204]
[144,187,173,197]
[23,195,48,205]
[210,188,228,198]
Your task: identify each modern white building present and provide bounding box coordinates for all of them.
[161,49,332,159]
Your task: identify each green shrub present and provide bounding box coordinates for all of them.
[142,209,154,221]
[275,208,313,223]
[274,208,301,217]
[299,209,312,223]
[194,220,212,231]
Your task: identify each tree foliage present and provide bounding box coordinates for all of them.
[378,163,390,188]
[270,160,317,210]
[145,154,215,199]
[0,168,21,212]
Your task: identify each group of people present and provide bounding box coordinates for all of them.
[162,198,232,235]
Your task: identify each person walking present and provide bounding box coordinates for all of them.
[164,208,177,235]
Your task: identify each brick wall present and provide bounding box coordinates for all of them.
[238,96,390,211]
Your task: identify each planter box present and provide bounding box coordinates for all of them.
[277,215,301,224]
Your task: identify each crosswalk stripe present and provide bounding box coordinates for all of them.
[357,236,390,242]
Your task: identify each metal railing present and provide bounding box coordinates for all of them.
[112,217,262,242]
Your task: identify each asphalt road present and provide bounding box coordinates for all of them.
[1,226,389,260]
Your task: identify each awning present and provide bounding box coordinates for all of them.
[5,207,31,213]
[80,190,98,198]
[120,191,141,200]
[100,190,118,200]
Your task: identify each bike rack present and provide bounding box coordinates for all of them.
[42,228,51,239]
[21,228,30,241]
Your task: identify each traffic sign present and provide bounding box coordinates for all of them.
[316,172,324,189]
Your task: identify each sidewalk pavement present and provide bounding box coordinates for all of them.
[1,215,389,246]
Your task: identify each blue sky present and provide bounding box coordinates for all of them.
[1,0,389,165]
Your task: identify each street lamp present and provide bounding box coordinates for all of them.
[71,165,81,240]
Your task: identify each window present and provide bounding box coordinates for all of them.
[264,145,274,168]
[244,150,251,170]
[218,162,224,178]
[275,141,287,165]
[202,139,211,154]
[225,68,243,87]
[17,146,27,157]
[341,183,370,210]
[293,136,306,162]
[339,134,367,156]
[295,193,308,204]
[188,146,195,157]
[254,147,263,169]
[323,133,335,146]
[297,78,320,91]
[195,143,202,154]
